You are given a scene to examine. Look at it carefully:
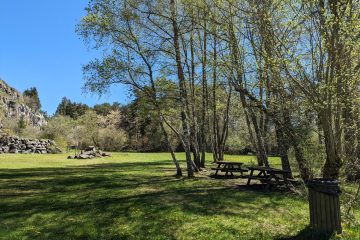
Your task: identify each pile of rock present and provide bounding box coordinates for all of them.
[0,136,62,154]
[68,146,112,159]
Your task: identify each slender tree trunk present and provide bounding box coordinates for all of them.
[275,118,292,179]
[228,21,269,167]
[133,34,183,177]
[170,0,194,177]
[189,14,201,168]
[212,33,219,162]
[160,119,182,176]
[217,86,231,161]
[248,107,269,167]
[199,17,208,168]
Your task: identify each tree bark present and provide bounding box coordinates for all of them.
[189,13,201,168]
[199,14,208,168]
[275,122,292,179]
[160,120,182,176]
[170,0,194,177]
[319,110,341,179]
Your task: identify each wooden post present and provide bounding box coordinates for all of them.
[307,178,342,234]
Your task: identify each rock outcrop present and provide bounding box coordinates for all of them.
[68,146,112,159]
[0,79,47,127]
[0,136,62,154]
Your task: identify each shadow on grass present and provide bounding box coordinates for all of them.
[235,183,298,194]
[276,226,334,240]
[0,159,305,240]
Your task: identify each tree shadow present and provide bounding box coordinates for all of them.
[0,159,309,239]
[276,226,335,240]
[235,183,298,194]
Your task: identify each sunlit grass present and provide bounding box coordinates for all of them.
[0,152,358,239]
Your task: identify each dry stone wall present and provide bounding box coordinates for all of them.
[0,136,61,154]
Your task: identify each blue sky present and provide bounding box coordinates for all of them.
[0,0,130,115]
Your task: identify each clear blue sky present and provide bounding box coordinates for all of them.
[0,0,130,115]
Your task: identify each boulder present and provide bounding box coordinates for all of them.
[78,154,94,159]
[9,149,18,154]
[68,146,112,160]
[3,146,9,153]
[85,146,96,152]
[102,152,112,157]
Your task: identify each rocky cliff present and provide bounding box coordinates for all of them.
[0,79,47,127]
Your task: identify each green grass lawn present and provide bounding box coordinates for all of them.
[0,152,359,240]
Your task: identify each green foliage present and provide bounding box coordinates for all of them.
[19,126,42,139]
[76,110,100,148]
[55,97,90,119]
[93,102,121,116]
[41,115,75,148]
[47,110,128,151]
[23,87,41,111]
[17,115,27,134]
[97,127,128,151]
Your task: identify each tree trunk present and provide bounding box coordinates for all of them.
[228,21,269,167]
[199,16,208,168]
[288,130,311,182]
[160,120,182,176]
[217,87,231,161]
[170,0,194,177]
[211,33,219,162]
[248,107,269,167]
[319,110,341,179]
[189,11,201,168]
[343,103,357,180]
[281,108,311,181]
[275,121,292,179]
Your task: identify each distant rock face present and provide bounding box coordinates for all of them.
[0,80,47,127]
[0,136,62,154]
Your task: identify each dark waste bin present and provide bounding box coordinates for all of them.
[307,178,342,234]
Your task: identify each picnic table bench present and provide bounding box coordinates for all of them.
[211,161,248,177]
[244,165,296,189]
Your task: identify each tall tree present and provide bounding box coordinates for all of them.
[23,87,41,111]
[77,0,185,176]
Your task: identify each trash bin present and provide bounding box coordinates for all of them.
[307,178,342,234]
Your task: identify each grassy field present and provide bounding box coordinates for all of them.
[0,152,359,240]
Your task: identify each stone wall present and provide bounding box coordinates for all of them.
[0,136,61,154]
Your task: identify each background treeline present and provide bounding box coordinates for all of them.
[5,93,251,153]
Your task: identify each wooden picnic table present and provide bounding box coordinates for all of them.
[211,161,248,177]
[245,165,295,189]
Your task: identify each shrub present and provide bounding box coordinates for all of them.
[97,127,127,151]
[41,115,75,149]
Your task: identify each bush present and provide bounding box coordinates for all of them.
[97,127,127,151]
[19,126,42,139]
[41,115,75,149]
